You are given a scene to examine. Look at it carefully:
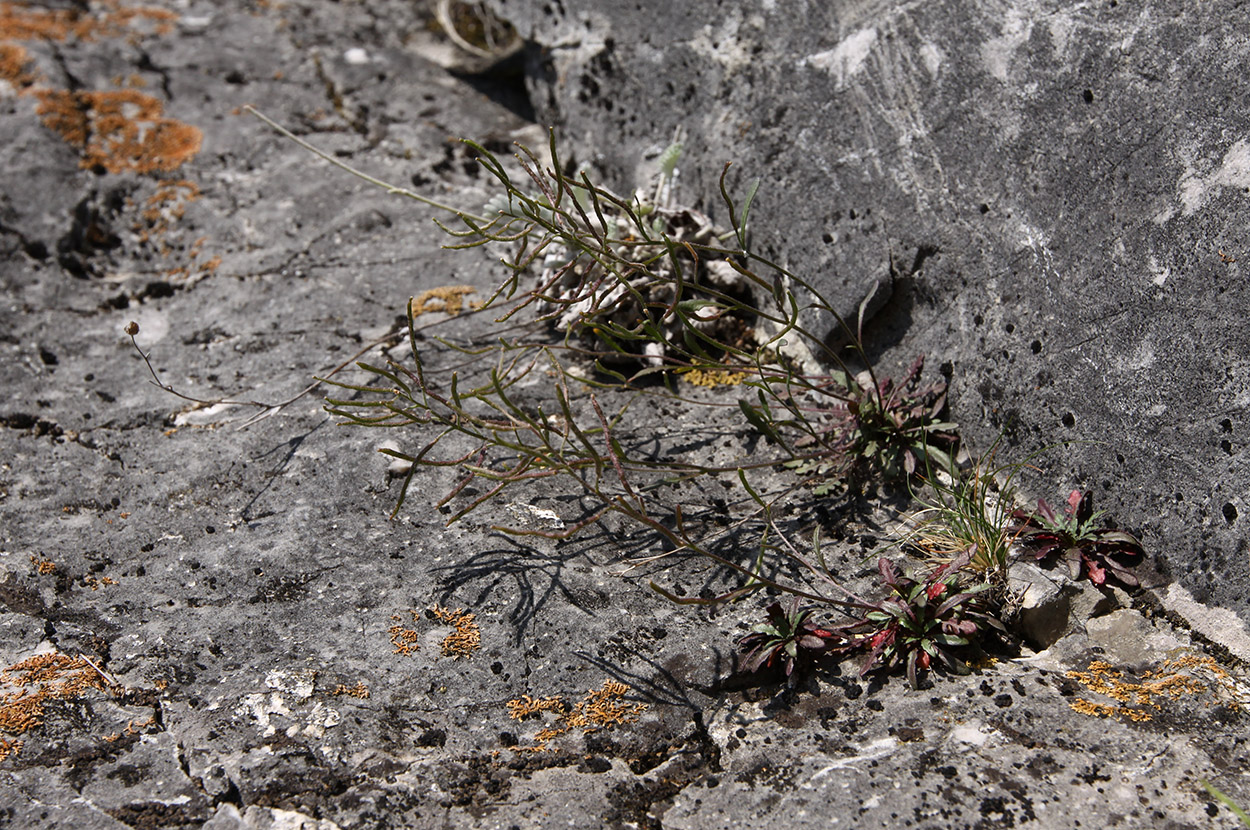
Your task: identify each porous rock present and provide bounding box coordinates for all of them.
[0,1,1247,828]
[491,0,1250,626]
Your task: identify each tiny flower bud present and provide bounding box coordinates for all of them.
[125,322,139,336]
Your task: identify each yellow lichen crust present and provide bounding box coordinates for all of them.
[1065,654,1245,722]
[34,88,202,173]
[29,555,55,574]
[431,605,481,659]
[507,680,648,752]
[410,286,479,318]
[680,367,750,388]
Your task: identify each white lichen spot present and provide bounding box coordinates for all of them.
[1177,139,1250,217]
[266,668,315,702]
[1045,9,1085,59]
[1146,256,1170,287]
[948,721,992,746]
[344,48,369,65]
[505,503,565,530]
[1113,340,1156,373]
[800,27,878,90]
[237,692,292,737]
[919,42,944,79]
[688,12,762,73]
[980,8,1033,82]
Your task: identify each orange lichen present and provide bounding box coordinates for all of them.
[0,42,37,90]
[0,2,175,43]
[83,575,118,590]
[29,555,55,575]
[431,605,481,659]
[34,88,201,173]
[0,652,122,759]
[565,680,647,732]
[138,179,200,234]
[388,611,421,656]
[123,715,155,735]
[1070,698,1154,722]
[410,286,478,318]
[508,680,647,752]
[331,682,370,699]
[1066,654,1246,722]
[506,694,566,720]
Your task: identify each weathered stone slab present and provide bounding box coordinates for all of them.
[490,0,1250,625]
[1,1,1248,827]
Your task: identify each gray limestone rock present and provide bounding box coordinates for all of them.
[0,1,1247,828]
[489,0,1250,628]
[1007,560,1115,649]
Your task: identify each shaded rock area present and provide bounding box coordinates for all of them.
[0,1,1247,828]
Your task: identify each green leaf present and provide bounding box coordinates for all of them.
[739,178,760,245]
[738,399,781,444]
[934,633,970,647]
[1201,780,1250,827]
[657,141,683,179]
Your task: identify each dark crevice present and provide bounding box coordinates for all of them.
[134,47,174,100]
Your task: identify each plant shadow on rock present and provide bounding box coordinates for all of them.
[227,113,1150,693]
[433,529,655,645]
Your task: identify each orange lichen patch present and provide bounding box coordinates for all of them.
[388,611,421,656]
[123,715,155,734]
[431,605,481,659]
[331,682,370,699]
[565,680,648,733]
[680,367,750,388]
[0,42,37,90]
[506,694,565,720]
[29,555,55,575]
[1066,654,1245,722]
[410,286,478,318]
[508,680,647,752]
[1070,698,1154,722]
[34,88,202,174]
[83,575,118,590]
[0,652,121,758]
[137,179,200,236]
[0,2,175,43]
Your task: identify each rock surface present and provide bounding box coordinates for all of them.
[0,1,1248,828]
[490,0,1250,625]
